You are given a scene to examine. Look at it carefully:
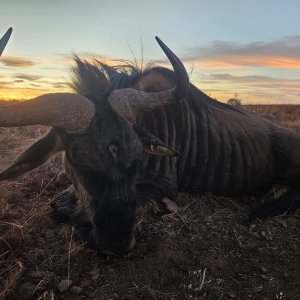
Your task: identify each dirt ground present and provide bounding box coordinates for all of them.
[0,105,299,300]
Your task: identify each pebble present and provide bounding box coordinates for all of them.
[162,197,179,213]
[261,267,267,273]
[57,279,73,292]
[80,279,91,287]
[91,273,99,280]
[227,292,237,299]
[45,229,54,239]
[254,285,263,292]
[89,268,100,280]
[70,286,83,294]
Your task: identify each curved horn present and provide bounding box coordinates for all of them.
[0,27,12,57]
[155,36,190,99]
[0,93,95,134]
[108,37,190,123]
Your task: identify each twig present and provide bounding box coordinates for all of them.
[0,237,13,254]
[143,284,175,298]
[38,176,56,199]
[0,221,24,229]
[140,36,144,73]
[199,268,207,291]
[175,212,188,226]
[0,250,10,260]
[0,261,25,298]
[126,42,138,72]
[67,226,74,282]
[182,199,198,211]
[50,290,55,300]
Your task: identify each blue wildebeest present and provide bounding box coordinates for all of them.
[0,29,299,254]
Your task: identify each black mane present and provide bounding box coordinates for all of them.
[70,57,250,116]
[70,57,147,103]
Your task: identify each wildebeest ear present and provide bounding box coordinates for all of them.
[0,129,64,181]
[131,69,174,93]
[133,124,179,156]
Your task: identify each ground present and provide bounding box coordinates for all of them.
[0,105,299,300]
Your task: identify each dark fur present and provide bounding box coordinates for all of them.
[70,58,300,210]
[62,100,143,252]
[53,58,300,253]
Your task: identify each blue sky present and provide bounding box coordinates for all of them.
[0,0,300,103]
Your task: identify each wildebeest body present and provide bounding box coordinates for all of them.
[116,69,298,199]
[1,33,300,254]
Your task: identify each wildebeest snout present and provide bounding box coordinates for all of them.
[87,226,136,255]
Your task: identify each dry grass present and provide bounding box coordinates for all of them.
[244,104,300,133]
[0,105,300,300]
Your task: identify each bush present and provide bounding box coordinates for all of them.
[227,98,242,106]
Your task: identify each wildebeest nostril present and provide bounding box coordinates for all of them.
[92,230,136,255]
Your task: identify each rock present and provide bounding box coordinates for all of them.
[254,285,263,292]
[283,272,288,279]
[261,267,267,273]
[227,292,237,299]
[261,231,273,240]
[260,274,268,280]
[92,273,99,280]
[89,268,100,280]
[70,286,82,294]
[162,197,179,213]
[87,289,97,297]
[57,279,73,292]
[45,229,54,239]
[80,279,92,287]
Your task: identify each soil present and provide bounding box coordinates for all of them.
[0,105,299,300]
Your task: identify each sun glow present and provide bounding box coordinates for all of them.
[192,56,300,69]
[1,53,299,104]
[0,86,71,101]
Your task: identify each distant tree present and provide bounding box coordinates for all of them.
[227,98,242,106]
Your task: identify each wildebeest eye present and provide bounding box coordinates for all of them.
[109,144,118,160]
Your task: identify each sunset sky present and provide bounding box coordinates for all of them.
[0,0,300,104]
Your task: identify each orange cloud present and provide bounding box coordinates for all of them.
[196,56,300,69]
[183,36,300,69]
[15,73,42,81]
[1,56,38,68]
[193,72,300,104]
[1,46,299,105]
[0,85,71,100]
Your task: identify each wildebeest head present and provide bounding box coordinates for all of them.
[0,37,189,253]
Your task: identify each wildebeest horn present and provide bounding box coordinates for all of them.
[0,27,13,57]
[108,37,190,123]
[0,93,95,133]
[155,36,190,100]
